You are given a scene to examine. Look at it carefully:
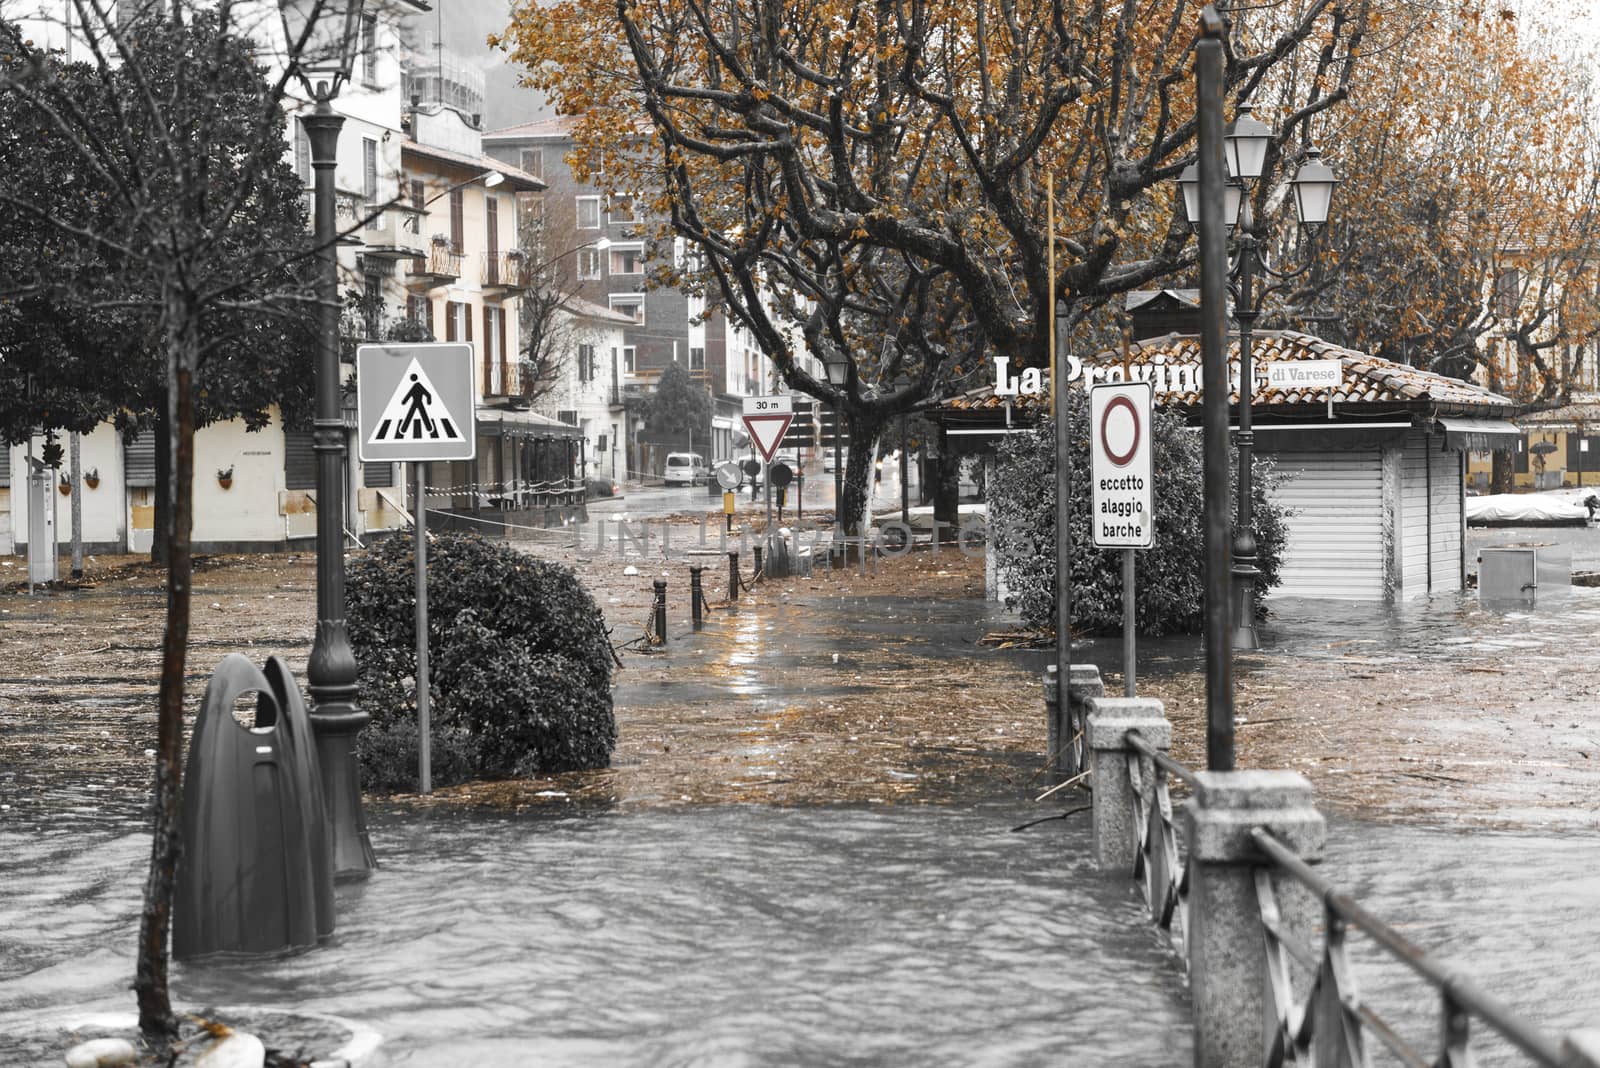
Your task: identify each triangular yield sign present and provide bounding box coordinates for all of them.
[743,412,793,462]
[368,359,466,445]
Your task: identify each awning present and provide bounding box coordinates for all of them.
[1433,417,1521,452]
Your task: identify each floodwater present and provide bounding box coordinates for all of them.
[2,807,1597,1065]
[4,529,1599,1063]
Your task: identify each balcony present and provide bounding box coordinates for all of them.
[482,251,529,292]
[361,205,428,262]
[408,240,462,286]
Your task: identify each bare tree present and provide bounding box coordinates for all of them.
[0,0,367,1043]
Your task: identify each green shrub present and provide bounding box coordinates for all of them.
[987,390,1289,636]
[345,531,616,791]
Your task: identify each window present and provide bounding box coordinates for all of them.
[360,15,377,87]
[577,248,602,280]
[363,138,379,228]
[484,306,506,393]
[688,346,705,371]
[607,193,638,224]
[406,295,434,337]
[576,195,601,229]
[444,300,471,345]
[1496,268,1521,319]
[558,410,579,426]
[520,148,543,178]
[449,188,465,252]
[486,195,499,258]
[608,243,644,275]
[406,178,424,234]
[609,294,645,325]
[578,343,597,383]
[622,346,636,373]
[363,274,382,337]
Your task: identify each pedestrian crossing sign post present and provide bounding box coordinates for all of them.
[356,343,476,462]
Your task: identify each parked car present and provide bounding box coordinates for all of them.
[663,452,709,485]
[585,477,621,498]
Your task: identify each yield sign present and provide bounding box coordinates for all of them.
[743,413,793,462]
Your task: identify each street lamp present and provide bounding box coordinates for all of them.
[281,0,376,878]
[1178,108,1338,651]
[822,355,850,544]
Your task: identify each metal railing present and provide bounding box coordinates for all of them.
[1124,729,1192,956]
[408,243,462,281]
[482,251,527,290]
[1251,826,1568,1068]
[1093,716,1591,1068]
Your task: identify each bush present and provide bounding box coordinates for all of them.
[987,390,1289,636]
[346,531,616,791]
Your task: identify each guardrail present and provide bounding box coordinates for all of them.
[1066,665,1600,1068]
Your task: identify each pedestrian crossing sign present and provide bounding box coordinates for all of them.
[356,343,476,462]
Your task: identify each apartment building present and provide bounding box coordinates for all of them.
[483,117,809,477]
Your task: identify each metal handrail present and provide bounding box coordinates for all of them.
[1124,729,1192,954]
[1126,729,1201,789]
[1252,826,1566,1067]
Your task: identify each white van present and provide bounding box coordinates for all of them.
[663,452,709,485]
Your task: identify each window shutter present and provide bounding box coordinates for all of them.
[483,305,493,390]
[284,430,317,490]
[363,461,394,488]
[492,306,505,390]
[363,139,377,203]
[425,297,435,338]
[486,196,499,257]
[450,189,464,252]
[125,431,157,487]
[445,301,457,342]
[294,120,310,185]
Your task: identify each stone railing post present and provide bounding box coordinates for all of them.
[1084,697,1170,871]
[1043,663,1105,780]
[1187,771,1325,1068]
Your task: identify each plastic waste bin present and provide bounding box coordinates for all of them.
[173,654,334,959]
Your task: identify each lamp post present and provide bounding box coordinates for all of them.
[825,356,851,559]
[1177,110,1338,652]
[281,0,376,878]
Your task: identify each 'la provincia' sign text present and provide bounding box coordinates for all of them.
[992,355,1341,396]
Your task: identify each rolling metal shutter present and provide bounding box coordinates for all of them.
[1399,433,1463,597]
[284,430,316,490]
[0,444,8,487]
[1268,450,1385,600]
[362,461,393,488]
[125,431,157,487]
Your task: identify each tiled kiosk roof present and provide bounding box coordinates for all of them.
[943,330,1517,418]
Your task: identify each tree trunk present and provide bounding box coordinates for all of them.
[1491,450,1514,494]
[135,285,197,1043]
[839,411,880,534]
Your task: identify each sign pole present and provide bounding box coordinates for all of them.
[1123,548,1136,697]
[764,463,773,572]
[415,460,431,795]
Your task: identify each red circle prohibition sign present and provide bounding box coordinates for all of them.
[1100,395,1141,467]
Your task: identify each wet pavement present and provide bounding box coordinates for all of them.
[4,538,1600,1063]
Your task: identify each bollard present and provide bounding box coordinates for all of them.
[1186,771,1324,1068]
[1084,696,1171,871]
[728,551,740,603]
[653,579,667,644]
[753,545,763,579]
[1047,663,1104,780]
[690,566,704,630]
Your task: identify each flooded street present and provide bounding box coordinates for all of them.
[3,806,1597,1065]
[3,540,1599,1063]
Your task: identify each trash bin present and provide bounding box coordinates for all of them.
[174,654,334,959]
[1479,544,1571,607]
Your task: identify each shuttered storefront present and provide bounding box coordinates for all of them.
[1400,432,1463,596]
[1268,450,1385,600]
